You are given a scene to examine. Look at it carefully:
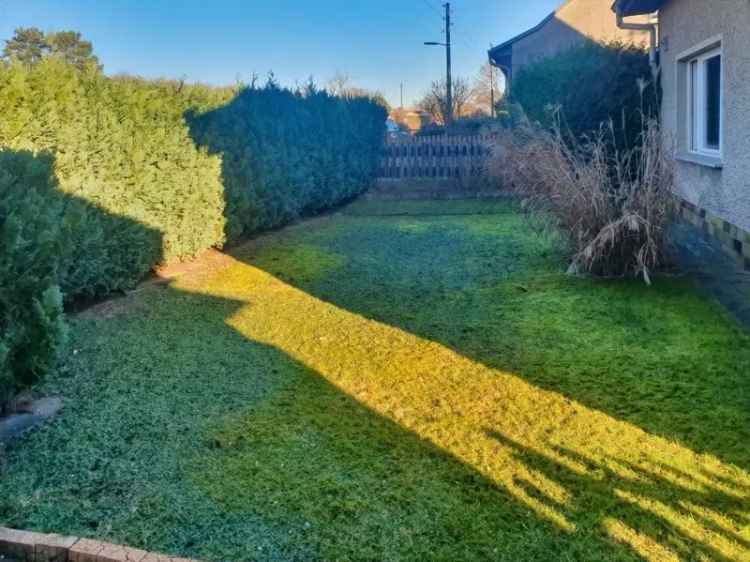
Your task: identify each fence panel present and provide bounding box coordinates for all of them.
[379,134,494,179]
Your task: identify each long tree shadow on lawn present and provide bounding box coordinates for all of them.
[176,253,750,562]
[230,206,750,475]
[6,240,747,561]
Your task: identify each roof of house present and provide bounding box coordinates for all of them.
[488,0,576,58]
[488,0,662,61]
[612,0,664,16]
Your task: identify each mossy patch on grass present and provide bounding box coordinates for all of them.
[1,199,748,562]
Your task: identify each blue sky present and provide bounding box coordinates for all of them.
[0,0,560,107]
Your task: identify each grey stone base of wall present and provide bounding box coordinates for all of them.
[679,199,750,271]
[0,527,197,562]
[672,221,750,328]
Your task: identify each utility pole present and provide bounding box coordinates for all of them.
[400,82,404,109]
[444,2,452,126]
[424,2,453,127]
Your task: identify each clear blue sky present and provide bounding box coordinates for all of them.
[0,0,560,107]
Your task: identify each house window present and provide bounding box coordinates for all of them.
[687,46,722,156]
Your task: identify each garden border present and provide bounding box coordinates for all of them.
[0,528,198,562]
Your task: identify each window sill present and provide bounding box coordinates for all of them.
[676,152,724,170]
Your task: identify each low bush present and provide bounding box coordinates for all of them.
[488,116,675,282]
[0,150,67,408]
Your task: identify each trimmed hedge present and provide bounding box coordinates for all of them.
[511,41,658,145]
[0,59,385,299]
[0,150,67,407]
[0,60,231,299]
[187,82,387,241]
[0,59,386,402]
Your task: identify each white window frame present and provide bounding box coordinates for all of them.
[680,38,723,159]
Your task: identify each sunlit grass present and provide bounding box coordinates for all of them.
[1,200,748,561]
[181,249,750,562]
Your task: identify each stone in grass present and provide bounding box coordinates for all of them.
[0,397,62,443]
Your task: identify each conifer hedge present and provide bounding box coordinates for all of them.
[0,59,386,401]
[0,60,232,299]
[187,82,387,240]
[0,150,67,407]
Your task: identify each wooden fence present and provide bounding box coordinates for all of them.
[379,134,494,179]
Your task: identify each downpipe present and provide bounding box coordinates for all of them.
[616,8,659,78]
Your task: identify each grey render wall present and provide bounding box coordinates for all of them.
[509,0,650,78]
[659,0,750,233]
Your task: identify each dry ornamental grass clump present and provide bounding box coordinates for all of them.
[488,113,675,284]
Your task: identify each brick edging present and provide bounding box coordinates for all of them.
[0,527,198,562]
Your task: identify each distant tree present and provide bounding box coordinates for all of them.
[2,28,100,71]
[326,72,353,97]
[416,77,472,125]
[326,71,390,111]
[471,62,505,117]
[46,31,100,70]
[2,27,49,68]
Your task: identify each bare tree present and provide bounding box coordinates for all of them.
[326,71,390,110]
[416,77,472,126]
[471,62,505,116]
[326,72,353,96]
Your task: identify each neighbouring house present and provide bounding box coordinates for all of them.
[389,107,431,134]
[488,0,651,88]
[615,0,750,269]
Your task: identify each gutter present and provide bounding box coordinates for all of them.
[615,6,659,76]
[487,53,511,99]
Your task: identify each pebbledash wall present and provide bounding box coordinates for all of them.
[658,0,750,269]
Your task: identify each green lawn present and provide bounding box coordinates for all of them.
[1,199,749,562]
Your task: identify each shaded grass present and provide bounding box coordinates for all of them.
[343,198,514,216]
[1,199,749,561]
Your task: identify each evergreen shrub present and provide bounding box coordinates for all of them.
[187,82,387,241]
[0,60,386,299]
[0,150,67,407]
[511,41,658,146]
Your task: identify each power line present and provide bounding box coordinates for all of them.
[420,1,477,65]
[445,1,480,53]
[420,0,443,18]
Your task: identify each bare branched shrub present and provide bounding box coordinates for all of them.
[487,114,675,284]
